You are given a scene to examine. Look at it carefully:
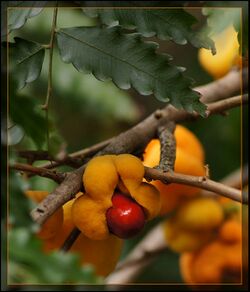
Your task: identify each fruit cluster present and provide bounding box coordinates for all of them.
[180,201,242,283]
[25,154,161,276]
[143,125,242,284]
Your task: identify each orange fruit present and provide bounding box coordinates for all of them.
[143,125,205,215]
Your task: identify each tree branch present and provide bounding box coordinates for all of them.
[10,163,65,183]
[156,122,176,172]
[29,92,247,225]
[35,137,112,170]
[29,70,246,171]
[197,68,247,103]
[144,167,243,204]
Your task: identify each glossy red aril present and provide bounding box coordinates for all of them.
[106,192,146,239]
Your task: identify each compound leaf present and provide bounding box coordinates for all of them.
[57,26,206,115]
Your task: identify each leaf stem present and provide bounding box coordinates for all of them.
[42,7,58,110]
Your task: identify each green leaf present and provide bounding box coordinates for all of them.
[56,26,206,115]
[9,228,103,284]
[10,93,46,149]
[8,2,46,34]
[202,7,247,56]
[83,9,215,53]
[9,37,45,90]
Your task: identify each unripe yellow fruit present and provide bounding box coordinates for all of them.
[175,197,224,231]
[163,219,213,253]
[198,25,240,79]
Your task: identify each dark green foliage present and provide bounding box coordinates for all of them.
[57,26,206,115]
[9,38,45,89]
[83,8,215,53]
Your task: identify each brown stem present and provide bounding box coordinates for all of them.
[144,167,243,204]
[156,122,176,172]
[60,228,81,252]
[42,6,58,110]
[30,165,85,225]
[197,68,247,103]
[10,163,65,183]
[37,138,112,169]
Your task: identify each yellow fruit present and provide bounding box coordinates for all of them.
[175,197,224,231]
[143,125,205,215]
[198,25,240,79]
[25,190,63,240]
[163,219,214,253]
[43,194,123,277]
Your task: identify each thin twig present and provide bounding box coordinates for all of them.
[41,6,58,158]
[42,6,58,110]
[36,138,112,169]
[60,227,81,252]
[10,163,65,183]
[144,167,243,204]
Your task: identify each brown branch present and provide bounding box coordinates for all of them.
[202,165,248,204]
[197,68,247,103]
[29,68,247,226]
[30,93,247,225]
[30,165,85,225]
[144,167,243,204]
[205,94,248,117]
[37,138,112,169]
[156,122,176,172]
[10,163,66,183]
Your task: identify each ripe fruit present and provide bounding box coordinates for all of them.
[180,219,242,283]
[72,154,160,240]
[43,194,123,277]
[198,25,240,79]
[143,125,205,215]
[106,192,146,239]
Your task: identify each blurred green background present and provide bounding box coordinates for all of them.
[2,3,248,290]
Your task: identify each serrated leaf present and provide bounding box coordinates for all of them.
[56,26,206,115]
[9,37,45,90]
[8,2,47,33]
[83,8,215,53]
[10,93,46,149]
